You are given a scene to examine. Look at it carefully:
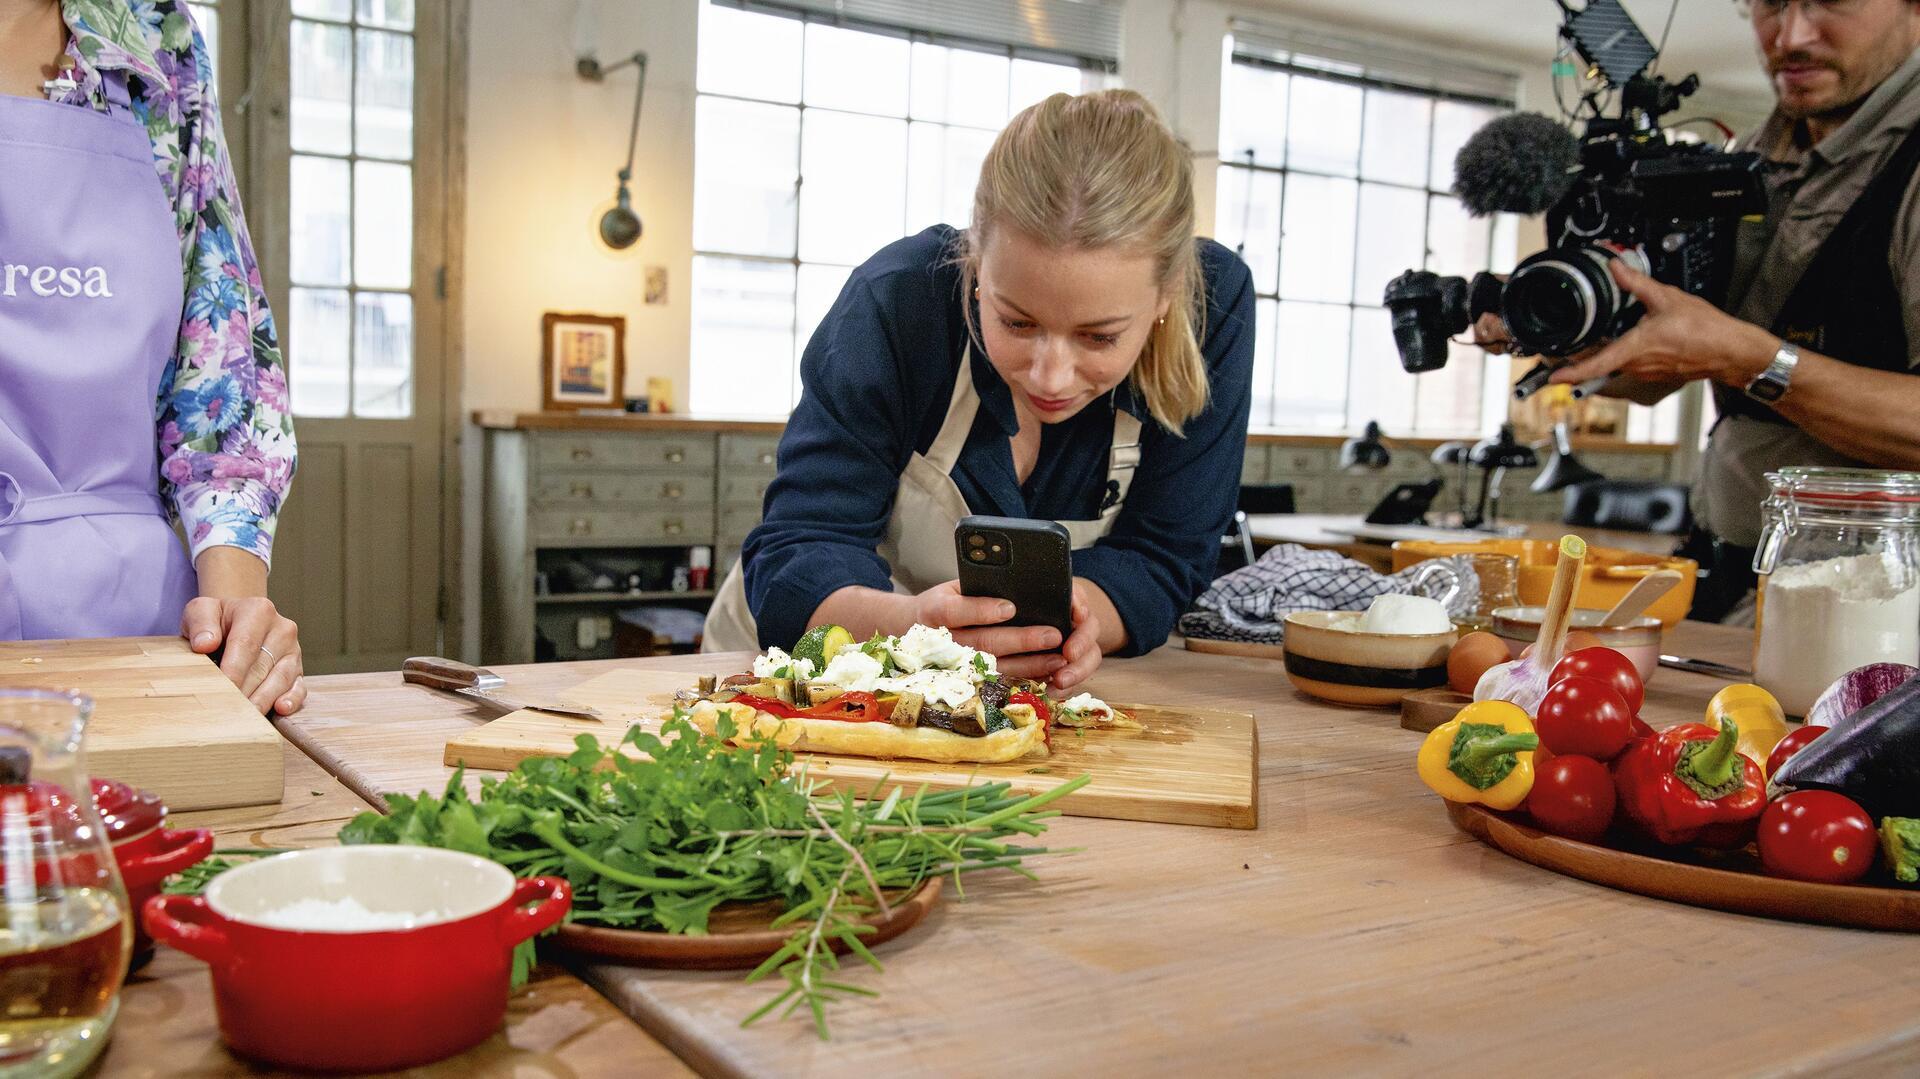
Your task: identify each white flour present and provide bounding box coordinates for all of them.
[1755,552,1920,715]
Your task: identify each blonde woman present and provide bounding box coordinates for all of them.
[705,90,1255,692]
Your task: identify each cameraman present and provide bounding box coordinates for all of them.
[1480,0,1920,622]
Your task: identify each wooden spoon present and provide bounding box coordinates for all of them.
[1598,569,1683,627]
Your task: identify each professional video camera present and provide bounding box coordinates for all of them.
[1384,0,1768,398]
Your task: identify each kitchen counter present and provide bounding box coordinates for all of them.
[275,623,1920,1076]
[97,738,694,1077]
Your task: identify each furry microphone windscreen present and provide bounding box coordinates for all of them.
[1452,112,1580,217]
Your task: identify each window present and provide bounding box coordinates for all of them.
[689,2,1097,417]
[286,0,417,418]
[1214,48,1517,436]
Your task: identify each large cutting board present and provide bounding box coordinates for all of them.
[0,637,283,811]
[444,668,1258,829]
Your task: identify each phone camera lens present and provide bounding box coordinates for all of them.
[967,534,985,548]
[968,549,985,562]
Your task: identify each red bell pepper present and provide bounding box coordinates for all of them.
[730,691,894,723]
[1612,716,1765,848]
[1007,690,1052,750]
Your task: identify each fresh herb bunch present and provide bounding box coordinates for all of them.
[161,848,292,896]
[338,716,1086,1037]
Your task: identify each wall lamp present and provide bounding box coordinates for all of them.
[577,50,648,250]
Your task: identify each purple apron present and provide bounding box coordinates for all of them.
[0,72,197,640]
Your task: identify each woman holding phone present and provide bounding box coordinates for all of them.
[704,89,1255,693]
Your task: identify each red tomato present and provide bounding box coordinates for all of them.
[1535,675,1636,761]
[1550,647,1645,714]
[1527,755,1616,842]
[1765,725,1826,780]
[1756,791,1876,884]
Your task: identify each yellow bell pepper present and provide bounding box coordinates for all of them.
[1417,701,1539,811]
[1703,684,1789,776]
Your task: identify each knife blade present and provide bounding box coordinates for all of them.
[401,657,603,720]
[1658,654,1752,680]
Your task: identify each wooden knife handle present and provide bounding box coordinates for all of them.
[402,656,502,692]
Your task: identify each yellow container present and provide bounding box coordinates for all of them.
[1389,539,1698,628]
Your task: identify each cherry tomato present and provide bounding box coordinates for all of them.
[1765,725,1827,780]
[1757,791,1876,884]
[1527,755,1616,842]
[1535,675,1636,761]
[1550,647,1645,714]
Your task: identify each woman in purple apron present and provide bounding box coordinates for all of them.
[0,0,303,715]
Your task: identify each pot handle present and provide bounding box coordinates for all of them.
[500,877,572,947]
[118,828,215,890]
[143,894,232,965]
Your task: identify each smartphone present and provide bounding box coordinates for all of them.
[954,515,1073,643]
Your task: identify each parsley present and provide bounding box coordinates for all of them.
[971,653,998,682]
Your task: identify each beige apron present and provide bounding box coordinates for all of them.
[703,348,1144,652]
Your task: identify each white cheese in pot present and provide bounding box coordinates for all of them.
[1356,594,1451,635]
[251,896,447,932]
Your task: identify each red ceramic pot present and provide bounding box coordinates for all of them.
[143,846,570,1072]
[93,778,213,965]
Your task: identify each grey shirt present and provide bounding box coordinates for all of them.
[1694,46,1920,549]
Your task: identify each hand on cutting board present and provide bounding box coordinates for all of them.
[181,596,307,717]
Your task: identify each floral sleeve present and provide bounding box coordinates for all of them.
[149,4,297,567]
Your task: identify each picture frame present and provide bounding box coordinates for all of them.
[541,312,626,411]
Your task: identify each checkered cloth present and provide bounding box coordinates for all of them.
[1177,544,1482,646]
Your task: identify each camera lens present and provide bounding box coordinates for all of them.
[1503,246,1627,354]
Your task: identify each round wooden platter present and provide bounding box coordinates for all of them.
[548,877,943,970]
[1447,801,1920,931]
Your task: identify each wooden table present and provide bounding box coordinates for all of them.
[277,624,1920,1076]
[96,739,694,1077]
[1247,513,1681,572]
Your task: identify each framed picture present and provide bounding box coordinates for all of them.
[541,312,626,411]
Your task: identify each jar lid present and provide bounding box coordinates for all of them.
[1766,467,1920,508]
[91,778,166,843]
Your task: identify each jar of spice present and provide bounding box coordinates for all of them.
[1752,467,1920,716]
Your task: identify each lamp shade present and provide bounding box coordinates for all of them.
[1469,424,1538,470]
[1339,421,1391,471]
[1530,421,1605,492]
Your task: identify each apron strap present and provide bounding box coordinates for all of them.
[923,346,983,474]
[1101,410,1143,520]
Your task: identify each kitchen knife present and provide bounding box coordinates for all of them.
[401,657,603,720]
[1658,654,1752,680]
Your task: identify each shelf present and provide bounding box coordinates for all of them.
[537,590,716,605]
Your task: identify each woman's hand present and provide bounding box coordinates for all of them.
[1043,585,1104,693]
[181,596,306,717]
[908,580,1104,690]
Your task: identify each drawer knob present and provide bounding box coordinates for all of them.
[569,517,592,536]
[667,450,685,463]
[570,447,593,462]
[665,518,684,535]
[570,482,594,499]
[663,483,682,499]
[758,452,774,466]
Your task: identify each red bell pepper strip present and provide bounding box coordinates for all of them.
[1008,690,1052,751]
[1613,716,1765,848]
[729,691,893,723]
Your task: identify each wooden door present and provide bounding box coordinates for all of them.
[242,0,456,673]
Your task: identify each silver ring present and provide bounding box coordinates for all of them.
[259,645,277,663]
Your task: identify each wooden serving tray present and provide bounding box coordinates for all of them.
[1447,801,1920,932]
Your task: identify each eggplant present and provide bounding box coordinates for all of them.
[977,680,1010,712]
[696,674,718,695]
[889,692,924,728]
[1771,672,1920,817]
[1803,663,1919,729]
[918,699,988,737]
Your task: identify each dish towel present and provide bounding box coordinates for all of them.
[1178,544,1482,646]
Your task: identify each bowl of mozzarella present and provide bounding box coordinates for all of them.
[1282,594,1459,706]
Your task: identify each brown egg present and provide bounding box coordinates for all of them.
[1521,629,1603,661]
[1448,632,1511,695]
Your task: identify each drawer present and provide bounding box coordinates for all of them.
[1286,477,1328,511]
[718,505,763,544]
[1238,445,1270,486]
[534,433,716,472]
[719,474,773,506]
[1271,447,1331,479]
[533,507,715,545]
[535,473,716,507]
[1329,476,1384,512]
[720,434,781,472]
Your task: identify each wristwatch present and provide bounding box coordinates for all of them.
[1745,342,1800,404]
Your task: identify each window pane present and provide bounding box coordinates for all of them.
[1251,297,1278,427]
[292,0,349,20]
[353,292,412,417]
[291,19,352,154]
[354,161,412,289]
[907,121,992,232]
[804,23,908,117]
[1220,61,1287,168]
[1279,175,1357,303]
[693,97,798,256]
[1490,212,1520,274]
[1212,165,1281,296]
[290,155,350,286]
[1273,301,1351,431]
[798,111,907,266]
[188,3,218,83]
[356,0,413,30]
[911,43,1008,128]
[1431,100,1500,192]
[1360,89,1431,186]
[689,257,796,418]
[355,29,413,160]
[697,2,801,104]
[1286,75,1362,177]
[1347,307,1414,432]
[1426,194,1489,278]
[1353,183,1426,306]
[1009,58,1081,115]
[1414,340,1486,435]
[290,287,350,417]
[795,263,854,406]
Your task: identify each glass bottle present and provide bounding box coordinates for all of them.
[1456,553,1523,633]
[0,690,130,1078]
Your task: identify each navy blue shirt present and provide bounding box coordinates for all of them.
[742,225,1255,653]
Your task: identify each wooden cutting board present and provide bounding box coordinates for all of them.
[0,637,282,811]
[443,668,1258,829]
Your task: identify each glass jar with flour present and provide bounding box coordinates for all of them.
[1752,467,1920,716]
